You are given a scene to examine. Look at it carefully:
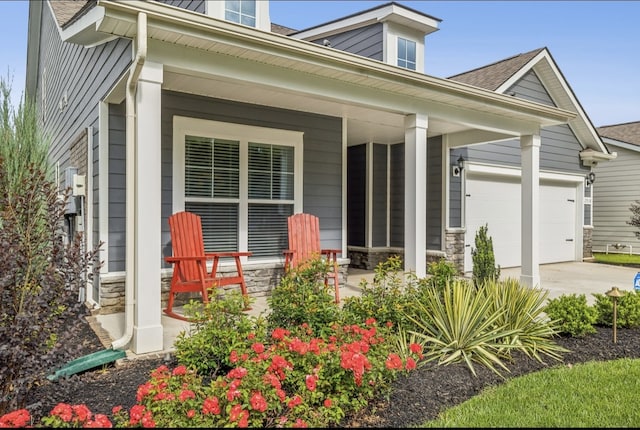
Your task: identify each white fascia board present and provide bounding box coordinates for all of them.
[54,4,117,47]
[602,137,640,153]
[291,3,439,41]
[497,49,609,156]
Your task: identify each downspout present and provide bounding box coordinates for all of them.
[112,12,147,350]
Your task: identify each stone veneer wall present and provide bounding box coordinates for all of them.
[96,262,349,315]
[444,228,466,274]
[583,226,593,259]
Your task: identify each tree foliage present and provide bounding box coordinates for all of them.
[471,224,501,287]
[628,200,640,239]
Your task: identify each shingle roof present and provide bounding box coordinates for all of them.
[597,122,640,146]
[448,48,545,91]
[271,23,298,36]
[49,0,94,28]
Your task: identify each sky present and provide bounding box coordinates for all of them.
[1,1,638,127]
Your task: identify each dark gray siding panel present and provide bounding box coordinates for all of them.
[427,136,442,249]
[465,125,588,175]
[347,145,366,247]
[34,6,131,271]
[390,143,404,247]
[506,70,554,106]
[584,183,592,225]
[108,103,126,271]
[465,70,588,175]
[449,149,464,228]
[160,91,342,266]
[156,0,205,13]
[372,144,388,246]
[311,23,383,61]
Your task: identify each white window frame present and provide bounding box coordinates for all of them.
[206,0,271,31]
[397,37,416,70]
[173,116,303,258]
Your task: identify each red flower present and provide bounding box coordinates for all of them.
[136,382,153,402]
[305,374,317,391]
[202,396,221,415]
[365,317,376,326]
[287,395,303,409]
[230,350,239,363]
[178,389,196,402]
[85,413,112,428]
[250,391,268,412]
[0,409,31,427]
[252,342,265,354]
[50,403,73,422]
[323,398,332,408]
[228,367,248,379]
[385,353,404,370]
[72,404,92,423]
[112,406,122,415]
[271,327,290,340]
[406,357,417,370]
[172,365,187,376]
[292,418,308,428]
[186,409,196,419]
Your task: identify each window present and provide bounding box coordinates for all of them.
[397,37,416,70]
[174,117,303,259]
[225,0,256,27]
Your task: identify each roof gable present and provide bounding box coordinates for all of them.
[450,47,611,158]
[448,48,543,91]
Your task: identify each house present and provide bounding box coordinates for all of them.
[592,122,640,254]
[25,0,612,354]
[447,48,615,272]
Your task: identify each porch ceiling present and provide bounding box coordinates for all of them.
[162,69,467,144]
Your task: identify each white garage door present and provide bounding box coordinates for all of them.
[464,175,577,272]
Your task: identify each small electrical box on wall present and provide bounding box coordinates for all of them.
[64,167,86,215]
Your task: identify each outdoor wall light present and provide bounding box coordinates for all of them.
[586,171,596,185]
[605,286,624,343]
[452,155,465,177]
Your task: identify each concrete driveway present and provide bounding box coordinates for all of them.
[500,261,640,304]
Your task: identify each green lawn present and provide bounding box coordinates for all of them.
[422,358,640,427]
[592,252,640,267]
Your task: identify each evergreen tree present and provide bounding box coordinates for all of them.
[471,223,501,287]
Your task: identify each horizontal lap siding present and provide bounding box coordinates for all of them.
[311,23,383,61]
[593,145,640,252]
[108,103,126,271]
[427,136,443,249]
[36,6,131,272]
[158,91,342,268]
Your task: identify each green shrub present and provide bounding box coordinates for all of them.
[174,291,262,379]
[340,255,417,330]
[471,224,501,288]
[266,257,340,337]
[405,279,518,377]
[482,279,567,363]
[593,289,640,328]
[424,257,458,289]
[0,78,100,414]
[544,294,597,337]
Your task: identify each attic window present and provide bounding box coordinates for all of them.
[225,0,256,27]
[397,37,416,70]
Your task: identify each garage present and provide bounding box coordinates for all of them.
[463,173,578,272]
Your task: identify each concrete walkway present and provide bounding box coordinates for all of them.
[92,262,640,360]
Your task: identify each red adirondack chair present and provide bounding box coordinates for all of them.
[164,211,252,321]
[283,213,341,303]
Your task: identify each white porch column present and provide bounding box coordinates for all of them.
[132,61,164,353]
[404,114,428,278]
[520,133,541,288]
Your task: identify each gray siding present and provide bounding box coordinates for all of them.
[372,144,387,246]
[347,145,366,246]
[592,145,640,253]
[449,148,464,228]
[464,124,587,174]
[155,91,343,269]
[108,103,126,272]
[584,183,592,226]
[389,143,404,247]
[33,5,131,272]
[427,136,442,249]
[311,23,383,61]
[505,71,555,106]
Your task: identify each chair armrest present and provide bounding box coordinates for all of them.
[165,256,210,263]
[205,251,253,258]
